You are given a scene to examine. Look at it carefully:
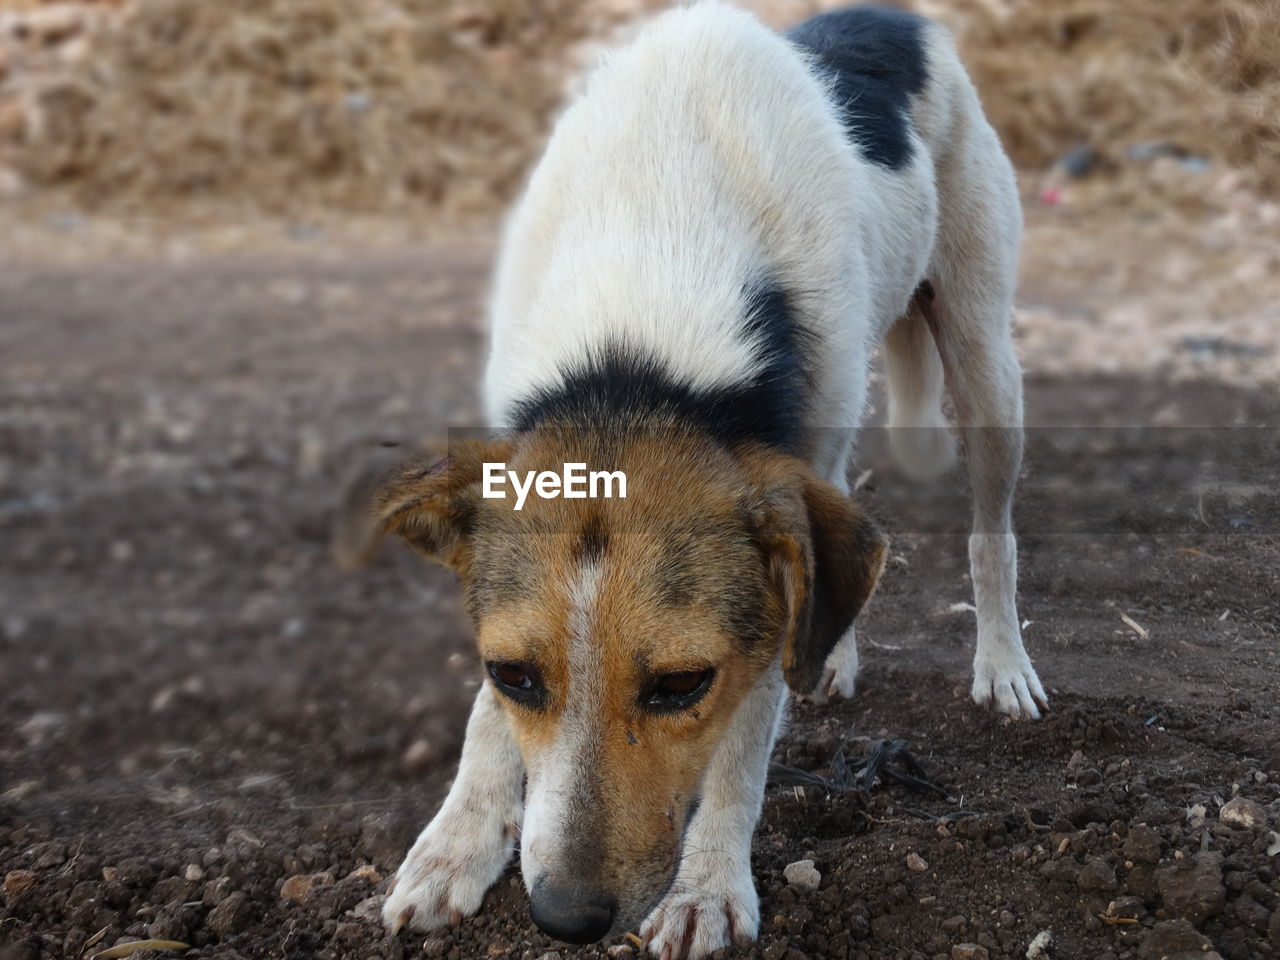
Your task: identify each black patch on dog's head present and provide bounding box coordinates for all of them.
[575,513,610,565]
[787,6,928,170]
[509,281,814,454]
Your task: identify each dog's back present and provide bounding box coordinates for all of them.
[485,1,936,457]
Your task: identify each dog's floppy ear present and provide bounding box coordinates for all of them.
[745,450,888,695]
[332,438,512,574]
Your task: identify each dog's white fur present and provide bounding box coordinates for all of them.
[518,558,604,896]
[386,3,1045,956]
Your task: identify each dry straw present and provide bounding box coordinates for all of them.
[942,0,1280,195]
[1,0,629,216]
[1,0,1277,216]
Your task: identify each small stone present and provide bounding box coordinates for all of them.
[280,871,334,901]
[3,870,38,895]
[347,864,382,884]
[360,813,410,871]
[1155,851,1226,925]
[952,945,989,960]
[30,840,66,869]
[225,826,264,853]
[783,859,821,892]
[207,890,253,936]
[334,920,363,943]
[906,852,929,872]
[147,904,188,941]
[184,863,205,882]
[870,914,896,941]
[347,894,385,924]
[1025,930,1053,959]
[422,937,449,958]
[1124,824,1162,865]
[203,876,233,906]
[1219,796,1268,830]
[1077,857,1118,892]
[402,739,436,772]
[1137,919,1216,959]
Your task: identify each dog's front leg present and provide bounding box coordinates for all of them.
[641,668,787,960]
[383,683,523,933]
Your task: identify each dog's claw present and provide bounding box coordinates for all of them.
[971,653,1047,719]
[641,874,758,959]
[390,906,414,936]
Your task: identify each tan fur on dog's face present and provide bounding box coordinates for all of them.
[470,429,781,926]
[367,425,886,931]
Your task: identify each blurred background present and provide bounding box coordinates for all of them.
[1,0,1278,381]
[1,3,1277,960]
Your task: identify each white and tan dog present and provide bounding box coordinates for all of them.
[364,3,1046,956]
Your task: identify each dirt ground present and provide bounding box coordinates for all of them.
[1,233,1278,960]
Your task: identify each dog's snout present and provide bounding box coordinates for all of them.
[528,878,617,944]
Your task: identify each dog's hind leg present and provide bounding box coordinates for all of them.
[924,280,1045,718]
[382,684,524,933]
[920,181,1047,718]
[914,50,1047,717]
[884,297,958,481]
[815,297,958,703]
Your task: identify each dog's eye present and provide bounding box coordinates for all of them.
[486,660,544,706]
[643,669,714,713]
[492,662,532,689]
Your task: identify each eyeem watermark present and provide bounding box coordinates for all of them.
[483,462,627,511]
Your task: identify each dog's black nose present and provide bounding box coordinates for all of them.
[528,879,617,944]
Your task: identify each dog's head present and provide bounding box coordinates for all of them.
[358,425,885,940]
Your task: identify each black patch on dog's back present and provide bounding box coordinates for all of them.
[787,6,927,169]
[509,281,814,454]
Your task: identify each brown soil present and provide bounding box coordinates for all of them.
[1,247,1278,960]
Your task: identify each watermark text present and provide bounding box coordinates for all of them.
[482,462,627,511]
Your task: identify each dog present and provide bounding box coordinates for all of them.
[358,4,1046,956]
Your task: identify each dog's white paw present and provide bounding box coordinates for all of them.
[382,811,517,934]
[640,865,758,960]
[817,632,860,700]
[971,650,1048,719]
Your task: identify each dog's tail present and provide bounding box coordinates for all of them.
[883,293,957,481]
